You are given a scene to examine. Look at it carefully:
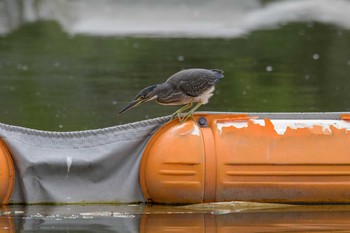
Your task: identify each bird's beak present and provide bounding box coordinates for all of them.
[118,98,144,114]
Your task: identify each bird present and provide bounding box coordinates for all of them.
[118,68,224,123]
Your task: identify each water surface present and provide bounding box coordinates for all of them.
[0,21,349,130]
[2,203,350,232]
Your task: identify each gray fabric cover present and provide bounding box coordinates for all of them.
[0,116,169,204]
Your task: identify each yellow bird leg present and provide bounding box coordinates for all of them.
[169,103,193,122]
[182,102,203,122]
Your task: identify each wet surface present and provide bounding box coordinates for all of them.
[2,203,350,232]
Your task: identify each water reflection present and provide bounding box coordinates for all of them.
[2,204,350,232]
[141,211,350,233]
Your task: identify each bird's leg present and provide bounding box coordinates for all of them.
[182,102,203,122]
[169,103,193,122]
[177,103,193,122]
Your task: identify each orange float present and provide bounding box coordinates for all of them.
[140,113,350,204]
[0,140,15,204]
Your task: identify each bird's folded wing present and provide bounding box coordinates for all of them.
[178,75,218,97]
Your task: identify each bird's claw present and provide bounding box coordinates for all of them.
[167,113,188,124]
[181,112,195,123]
[167,112,183,123]
[167,102,202,124]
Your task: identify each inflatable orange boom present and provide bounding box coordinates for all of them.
[140,113,350,204]
[0,140,14,204]
[2,112,350,204]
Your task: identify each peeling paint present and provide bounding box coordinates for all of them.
[217,119,350,135]
[191,125,201,136]
[217,121,248,134]
[178,123,201,137]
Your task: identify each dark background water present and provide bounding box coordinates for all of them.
[1,21,349,131]
[0,0,350,132]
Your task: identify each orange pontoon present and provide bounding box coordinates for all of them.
[2,112,350,204]
[140,113,350,204]
[0,140,14,204]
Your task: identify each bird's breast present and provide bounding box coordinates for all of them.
[193,86,215,104]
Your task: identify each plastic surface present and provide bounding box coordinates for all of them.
[0,140,14,204]
[140,120,206,203]
[140,113,350,204]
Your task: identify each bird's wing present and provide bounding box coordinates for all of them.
[178,74,219,97]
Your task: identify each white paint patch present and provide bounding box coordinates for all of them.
[252,119,266,126]
[217,121,248,134]
[217,119,350,135]
[66,156,73,176]
[270,120,350,135]
[179,124,201,136]
[191,125,201,136]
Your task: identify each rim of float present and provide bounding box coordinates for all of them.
[194,111,350,120]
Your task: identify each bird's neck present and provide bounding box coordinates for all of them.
[154,83,173,99]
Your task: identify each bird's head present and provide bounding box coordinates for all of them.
[118,85,158,114]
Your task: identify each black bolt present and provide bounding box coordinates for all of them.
[198,117,208,127]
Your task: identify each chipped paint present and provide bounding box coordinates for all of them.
[217,121,248,134]
[191,125,201,136]
[217,119,350,135]
[177,122,201,137]
[269,120,350,135]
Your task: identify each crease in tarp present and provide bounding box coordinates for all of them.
[0,116,169,204]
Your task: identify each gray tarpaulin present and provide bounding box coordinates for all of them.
[0,116,169,204]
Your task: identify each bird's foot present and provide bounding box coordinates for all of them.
[167,103,202,124]
[167,113,187,124]
[181,103,203,123]
[167,113,177,123]
[167,112,185,123]
[181,112,195,122]
[167,103,193,124]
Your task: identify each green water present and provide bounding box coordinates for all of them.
[1,21,350,131]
